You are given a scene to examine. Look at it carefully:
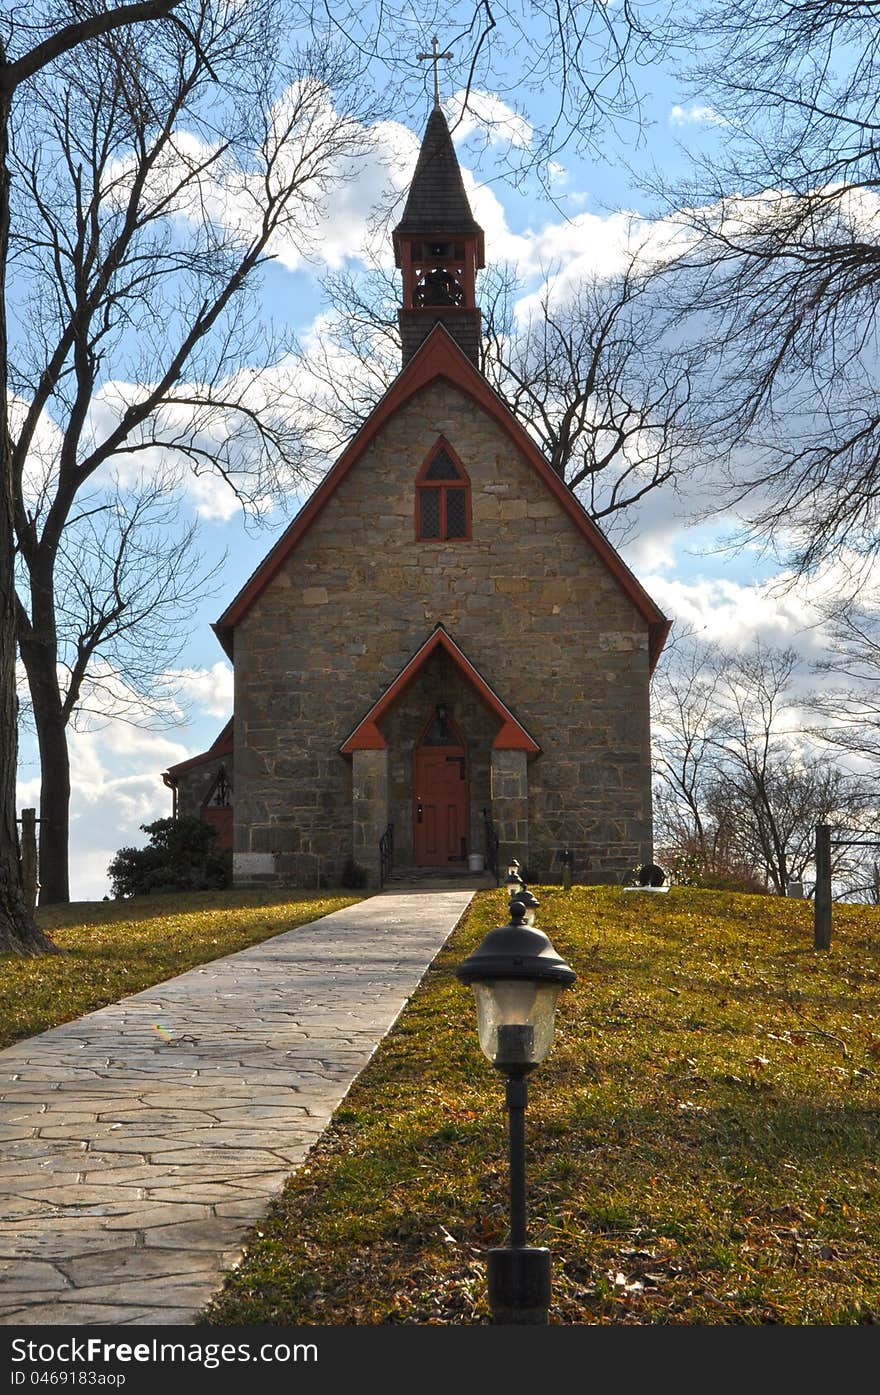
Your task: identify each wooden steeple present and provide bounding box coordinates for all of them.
[392,107,485,367]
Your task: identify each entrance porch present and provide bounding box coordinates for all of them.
[342,625,539,886]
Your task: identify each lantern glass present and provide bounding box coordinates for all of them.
[471,979,562,1069]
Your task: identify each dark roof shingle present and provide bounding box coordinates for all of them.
[394,107,483,237]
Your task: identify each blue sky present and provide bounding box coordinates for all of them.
[14,25,845,899]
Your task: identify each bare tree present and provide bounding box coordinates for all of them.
[651,636,729,874]
[307,1,661,184]
[653,636,872,893]
[659,0,880,574]
[293,254,693,533]
[0,2,199,953]
[6,2,373,917]
[810,593,880,766]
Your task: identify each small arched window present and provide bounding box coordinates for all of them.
[203,764,233,808]
[415,439,472,541]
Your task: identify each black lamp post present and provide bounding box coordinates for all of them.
[456,900,576,1324]
[511,888,539,925]
[504,859,526,899]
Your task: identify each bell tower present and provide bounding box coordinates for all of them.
[392,105,485,367]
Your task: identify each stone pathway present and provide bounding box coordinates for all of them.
[0,889,474,1325]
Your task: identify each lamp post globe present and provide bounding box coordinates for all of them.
[505,859,525,899]
[510,887,539,927]
[456,899,576,1323]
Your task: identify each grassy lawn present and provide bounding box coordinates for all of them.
[203,885,880,1326]
[0,889,365,1050]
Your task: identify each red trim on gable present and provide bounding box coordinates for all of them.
[339,626,540,755]
[163,719,233,782]
[213,325,670,671]
[344,719,385,751]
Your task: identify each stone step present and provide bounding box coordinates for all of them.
[382,867,497,891]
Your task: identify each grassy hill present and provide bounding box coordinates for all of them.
[201,884,880,1325]
[0,890,364,1049]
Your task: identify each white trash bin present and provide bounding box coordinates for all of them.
[468,853,485,873]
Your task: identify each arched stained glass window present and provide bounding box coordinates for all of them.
[415,438,471,541]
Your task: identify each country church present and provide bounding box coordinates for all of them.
[163,102,670,888]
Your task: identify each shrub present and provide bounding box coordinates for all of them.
[108,816,232,897]
[663,849,768,896]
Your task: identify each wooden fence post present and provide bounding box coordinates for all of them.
[20,808,38,912]
[814,823,832,950]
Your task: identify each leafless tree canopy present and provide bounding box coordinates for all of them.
[6,0,376,905]
[652,636,877,895]
[809,590,880,767]
[0,2,202,950]
[660,0,880,573]
[298,0,661,184]
[293,254,694,536]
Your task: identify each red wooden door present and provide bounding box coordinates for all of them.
[201,806,233,851]
[414,746,468,866]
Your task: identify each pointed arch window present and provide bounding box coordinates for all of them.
[415,439,472,541]
[203,764,233,808]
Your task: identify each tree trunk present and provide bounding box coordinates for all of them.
[0,88,53,953]
[34,703,71,906]
[0,501,53,950]
[18,590,71,905]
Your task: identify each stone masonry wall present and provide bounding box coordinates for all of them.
[232,377,654,887]
[491,748,529,871]
[174,756,232,820]
[351,748,388,885]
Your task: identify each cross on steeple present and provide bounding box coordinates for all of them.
[417,35,453,109]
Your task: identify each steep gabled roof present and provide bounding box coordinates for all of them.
[162,719,233,784]
[340,624,540,754]
[392,107,484,256]
[213,324,670,671]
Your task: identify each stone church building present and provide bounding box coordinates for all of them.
[163,105,670,888]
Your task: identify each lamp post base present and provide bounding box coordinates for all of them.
[487,1246,551,1324]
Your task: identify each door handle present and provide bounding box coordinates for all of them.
[416,799,423,823]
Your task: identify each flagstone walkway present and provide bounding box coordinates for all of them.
[0,889,474,1326]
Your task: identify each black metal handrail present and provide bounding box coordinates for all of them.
[482,807,500,886]
[379,821,394,889]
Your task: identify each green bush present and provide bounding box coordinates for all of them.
[108,816,231,897]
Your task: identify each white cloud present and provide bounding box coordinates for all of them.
[12,396,65,517]
[645,574,823,653]
[106,84,420,276]
[302,119,419,271]
[167,661,234,719]
[669,104,727,127]
[642,548,880,662]
[17,722,188,900]
[509,209,696,317]
[84,371,301,523]
[17,658,237,900]
[445,89,534,150]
